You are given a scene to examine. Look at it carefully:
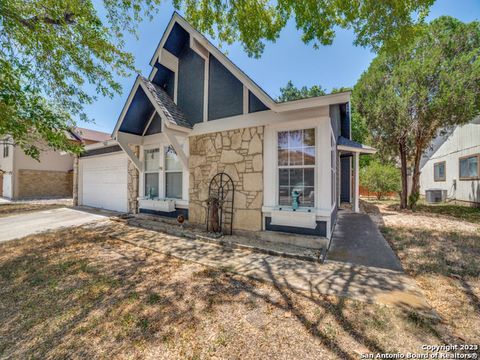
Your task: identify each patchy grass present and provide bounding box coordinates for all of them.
[0,203,65,217]
[413,200,480,224]
[0,221,469,359]
[363,199,480,345]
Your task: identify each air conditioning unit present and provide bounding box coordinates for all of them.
[425,189,447,203]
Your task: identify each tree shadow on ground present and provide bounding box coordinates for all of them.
[362,200,480,345]
[0,221,467,359]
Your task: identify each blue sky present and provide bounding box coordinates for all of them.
[80,0,480,133]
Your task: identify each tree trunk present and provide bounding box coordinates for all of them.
[409,143,423,209]
[399,141,408,209]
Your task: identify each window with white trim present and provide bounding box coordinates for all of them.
[165,146,182,199]
[277,128,315,207]
[144,148,160,198]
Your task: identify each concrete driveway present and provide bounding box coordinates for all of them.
[0,207,108,242]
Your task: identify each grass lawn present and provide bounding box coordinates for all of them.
[0,201,479,359]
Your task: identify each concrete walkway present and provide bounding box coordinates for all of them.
[327,211,403,271]
[0,207,108,242]
[121,221,431,312]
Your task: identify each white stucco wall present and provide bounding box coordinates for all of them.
[13,146,74,173]
[420,120,480,204]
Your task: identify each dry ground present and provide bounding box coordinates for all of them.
[0,199,72,218]
[0,204,478,359]
[362,199,480,344]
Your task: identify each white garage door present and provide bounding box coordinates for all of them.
[80,153,128,212]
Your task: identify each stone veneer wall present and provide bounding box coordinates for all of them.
[17,169,73,198]
[127,145,140,213]
[189,126,264,231]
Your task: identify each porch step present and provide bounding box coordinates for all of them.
[128,215,326,263]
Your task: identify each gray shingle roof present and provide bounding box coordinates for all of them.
[337,136,375,152]
[139,76,193,129]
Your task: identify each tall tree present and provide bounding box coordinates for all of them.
[354,16,480,209]
[277,81,326,102]
[1,0,435,158]
[0,0,160,158]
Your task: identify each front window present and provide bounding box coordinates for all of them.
[144,148,160,198]
[434,161,446,182]
[459,154,479,180]
[165,146,182,199]
[278,129,315,207]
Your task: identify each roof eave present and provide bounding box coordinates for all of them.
[337,144,376,154]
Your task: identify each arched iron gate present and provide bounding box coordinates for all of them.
[206,172,234,235]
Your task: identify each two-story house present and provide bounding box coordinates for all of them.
[76,12,375,242]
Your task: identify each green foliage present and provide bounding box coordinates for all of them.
[354,16,480,207]
[360,161,401,200]
[0,0,162,158]
[277,80,326,102]
[0,59,81,158]
[178,0,435,57]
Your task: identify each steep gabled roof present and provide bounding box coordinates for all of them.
[149,13,351,113]
[138,76,192,129]
[149,12,277,110]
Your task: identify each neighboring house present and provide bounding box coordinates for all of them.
[420,117,480,205]
[0,127,110,199]
[76,12,375,241]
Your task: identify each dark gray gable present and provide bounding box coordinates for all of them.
[119,87,155,135]
[163,22,189,56]
[152,63,175,99]
[177,46,205,125]
[144,113,162,135]
[208,54,243,121]
[249,90,269,113]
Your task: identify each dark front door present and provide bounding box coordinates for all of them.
[340,156,351,203]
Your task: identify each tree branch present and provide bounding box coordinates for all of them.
[19,12,76,28]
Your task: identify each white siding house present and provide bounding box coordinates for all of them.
[420,117,480,205]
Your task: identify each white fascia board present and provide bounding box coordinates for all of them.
[190,107,329,136]
[159,48,179,72]
[149,13,177,67]
[274,92,351,113]
[148,67,158,81]
[337,145,377,154]
[190,37,209,60]
[142,110,157,136]
[112,76,142,137]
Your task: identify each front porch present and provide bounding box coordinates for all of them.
[337,136,376,213]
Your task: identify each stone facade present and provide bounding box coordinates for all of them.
[127,145,140,213]
[72,156,79,206]
[17,169,73,199]
[189,126,264,231]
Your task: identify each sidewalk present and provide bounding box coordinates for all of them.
[118,221,432,313]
